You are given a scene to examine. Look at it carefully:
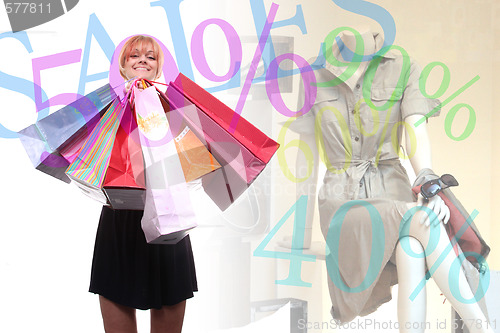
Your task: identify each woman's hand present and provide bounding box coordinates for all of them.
[124,79,147,94]
[417,193,450,227]
[123,79,149,105]
[124,80,133,94]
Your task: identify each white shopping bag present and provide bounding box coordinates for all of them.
[452,265,500,333]
[134,85,197,244]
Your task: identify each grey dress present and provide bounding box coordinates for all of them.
[296,33,440,323]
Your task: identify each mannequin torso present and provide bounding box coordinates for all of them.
[330,27,376,90]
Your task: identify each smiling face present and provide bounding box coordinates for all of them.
[119,36,164,81]
[122,43,158,80]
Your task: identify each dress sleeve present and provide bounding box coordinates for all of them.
[401,60,441,120]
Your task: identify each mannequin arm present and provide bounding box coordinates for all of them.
[405,114,450,226]
[405,114,432,172]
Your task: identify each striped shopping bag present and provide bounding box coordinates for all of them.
[65,98,125,204]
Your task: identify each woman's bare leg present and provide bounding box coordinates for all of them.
[99,295,138,333]
[401,204,492,333]
[150,300,186,333]
[396,237,427,332]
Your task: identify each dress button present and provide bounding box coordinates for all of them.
[354,136,360,141]
[359,182,363,187]
[352,109,356,114]
[355,84,361,89]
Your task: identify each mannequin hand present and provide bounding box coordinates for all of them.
[417,193,450,227]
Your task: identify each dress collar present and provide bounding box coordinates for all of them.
[323,32,396,76]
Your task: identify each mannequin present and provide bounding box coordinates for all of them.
[289,28,492,332]
[289,26,376,249]
[333,26,375,89]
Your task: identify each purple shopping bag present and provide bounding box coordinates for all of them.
[18,84,117,183]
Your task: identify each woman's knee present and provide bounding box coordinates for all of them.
[99,296,137,333]
[150,301,186,333]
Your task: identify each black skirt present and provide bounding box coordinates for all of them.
[89,206,198,310]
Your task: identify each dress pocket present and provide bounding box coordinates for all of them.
[315,86,340,104]
[365,87,403,123]
[371,87,403,101]
[313,88,345,124]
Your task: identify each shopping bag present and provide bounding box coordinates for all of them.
[134,85,197,244]
[452,269,500,333]
[65,98,124,204]
[103,84,219,210]
[166,73,279,210]
[412,184,490,268]
[165,89,249,210]
[146,80,221,183]
[18,124,73,183]
[174,125,220,182]
[170,73,278,182]
[18,84,117,183]
[102,101,146,210]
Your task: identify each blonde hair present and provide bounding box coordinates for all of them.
[118,35,164,80]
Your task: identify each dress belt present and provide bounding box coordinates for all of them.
[326,158,401,200]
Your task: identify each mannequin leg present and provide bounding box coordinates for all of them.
[396,237,427,333]
[403,208,493,333]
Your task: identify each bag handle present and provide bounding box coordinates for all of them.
[127,78,170,103]
[121,77,140,105]
[122,77,162,103]
[221,185,262,233]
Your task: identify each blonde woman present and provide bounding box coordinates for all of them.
[89,35,197,333]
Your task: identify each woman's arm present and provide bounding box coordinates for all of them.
[405,114,450,226]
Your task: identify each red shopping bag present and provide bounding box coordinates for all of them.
[166,73,279,210]
[171,73,279,181]
[412,185,490,268]
[102,102,146,210]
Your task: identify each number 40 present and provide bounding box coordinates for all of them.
[253,195,316,287]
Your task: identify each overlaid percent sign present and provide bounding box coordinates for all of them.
[403,207,491,304]
[414,61,480,141]
[229,2,279,132]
